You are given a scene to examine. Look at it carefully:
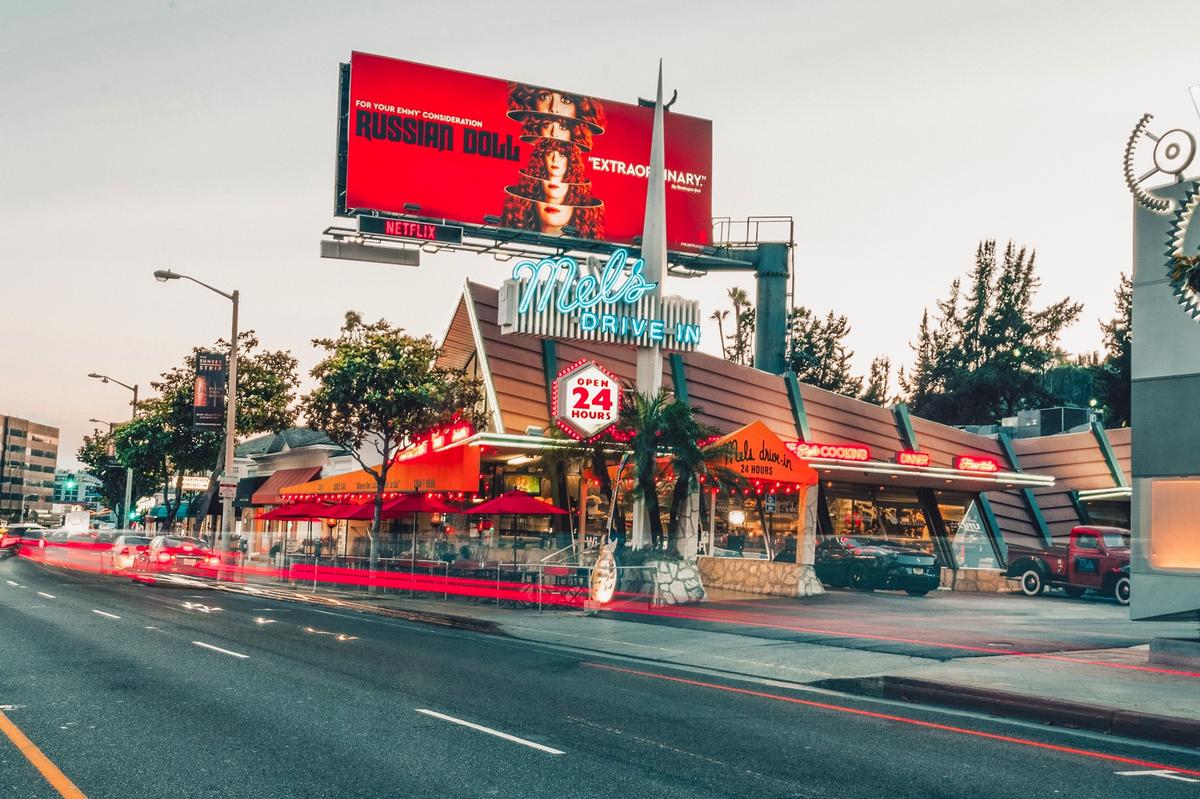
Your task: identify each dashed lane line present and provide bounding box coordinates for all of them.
[90,609,120,620]
[415,708,564,755]
[192,641,249,659]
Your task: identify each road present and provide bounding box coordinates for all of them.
[3,557,1199,798]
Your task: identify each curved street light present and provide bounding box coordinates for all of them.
[87,373,138,528]
[152,268,240,565]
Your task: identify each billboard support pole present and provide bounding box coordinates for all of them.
[753,243,790,374]
[632,61,667,551]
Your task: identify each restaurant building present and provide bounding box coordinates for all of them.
[276,282,1132,580]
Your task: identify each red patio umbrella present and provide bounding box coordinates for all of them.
[384,494,461,564]
[467,491,568,559]
[468,490,568,517]
[259,501,336,521]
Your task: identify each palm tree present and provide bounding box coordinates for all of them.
[659,398,719,554]
[620,390,719,553]
[710,309,730,359]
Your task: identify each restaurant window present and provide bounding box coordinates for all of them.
[823,485,934,554]
[1081,499,1130,529]
[711,493,801,559]
[937,493,1001,569]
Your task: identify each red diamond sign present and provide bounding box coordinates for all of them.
[552,359,621,441]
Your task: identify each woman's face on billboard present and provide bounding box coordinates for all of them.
[541,179,568,204]
[535,90,576,118]
[535,201,570,233]
[537,119,572,142]
[544,148,567,179]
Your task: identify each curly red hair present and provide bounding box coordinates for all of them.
[523,139,589,182]
[499,179,605,240]
[508,83,606,151]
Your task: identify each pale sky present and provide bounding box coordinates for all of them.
[3,0,1199,469]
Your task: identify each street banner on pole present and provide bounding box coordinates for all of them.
[192,352,228,430]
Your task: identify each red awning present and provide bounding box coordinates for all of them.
[251,466,321,506]
[467,490,568,516]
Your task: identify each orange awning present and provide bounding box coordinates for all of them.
[280,444,481,500]
[704,420,818,486]
[250,466,321,505]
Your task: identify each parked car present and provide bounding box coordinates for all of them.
[131,535,219,581]
[814,535,941,596]
[1005,525,1131,605]
[107,534,152,572]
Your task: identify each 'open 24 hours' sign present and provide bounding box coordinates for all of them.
[552,359,621,441]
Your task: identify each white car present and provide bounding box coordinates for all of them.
[108,534,152,571]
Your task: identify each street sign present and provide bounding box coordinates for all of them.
[180,475,211,492]
[218,475,238,500]
[552,359,621,441]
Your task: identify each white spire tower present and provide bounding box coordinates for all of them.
[631,61,667,549]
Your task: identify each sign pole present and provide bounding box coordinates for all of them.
[632,61,668,550]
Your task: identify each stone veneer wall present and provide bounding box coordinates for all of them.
[697,556,824,598]
[619,559,706,605]
[939,567,1019,593]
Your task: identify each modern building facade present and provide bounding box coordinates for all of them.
[52,469,105,509]
[0,415,60,522]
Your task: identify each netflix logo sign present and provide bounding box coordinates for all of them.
[358,215,463,243]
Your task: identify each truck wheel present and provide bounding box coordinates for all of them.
[1063,586,1087,598]
[1019,569,1045,596]
[848,564,874,591]
[1114,576,1131,606]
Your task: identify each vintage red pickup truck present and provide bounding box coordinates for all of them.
[1005,525,1131,605]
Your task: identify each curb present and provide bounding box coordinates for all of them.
[217,583,507,637]
[812,676,1200,748]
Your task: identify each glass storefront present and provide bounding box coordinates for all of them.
[817,484,1002,568]
[710,493,800,559]
[822,485,934,554]
[938,495,999,569]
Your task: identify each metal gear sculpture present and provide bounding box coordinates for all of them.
[1166,180,1200,320]
[1123,113,1196,213]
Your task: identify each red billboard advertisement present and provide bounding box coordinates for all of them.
[342,52,713,252]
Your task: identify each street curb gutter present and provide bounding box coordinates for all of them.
[813,676,1200,748]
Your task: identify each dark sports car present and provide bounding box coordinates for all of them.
[815,536,941,596]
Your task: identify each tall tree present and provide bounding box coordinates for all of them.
[1096,273,1132,426]
[860,357,892,405]
[107,333,298,532]
[785,307,863,397]
[77,427,154,523]
[903,240,1082,425]
[301,312,485,583]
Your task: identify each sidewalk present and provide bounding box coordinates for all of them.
[225,572,1200,748]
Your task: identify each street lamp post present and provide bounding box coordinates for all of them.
[88,373,138,528]
[153,269,239,565]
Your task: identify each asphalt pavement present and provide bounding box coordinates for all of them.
[4,556,1200,798]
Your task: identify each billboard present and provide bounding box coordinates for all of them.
[341,52,713,252]
[192,352,227,430]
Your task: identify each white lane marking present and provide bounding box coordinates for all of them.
[192,641,249,659]
[182,602,221,613]
[415,709,564,755]
[1116,769,1200,783]
[5,580,19,587]
[91,609,121,619]
[36,592,55,599]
